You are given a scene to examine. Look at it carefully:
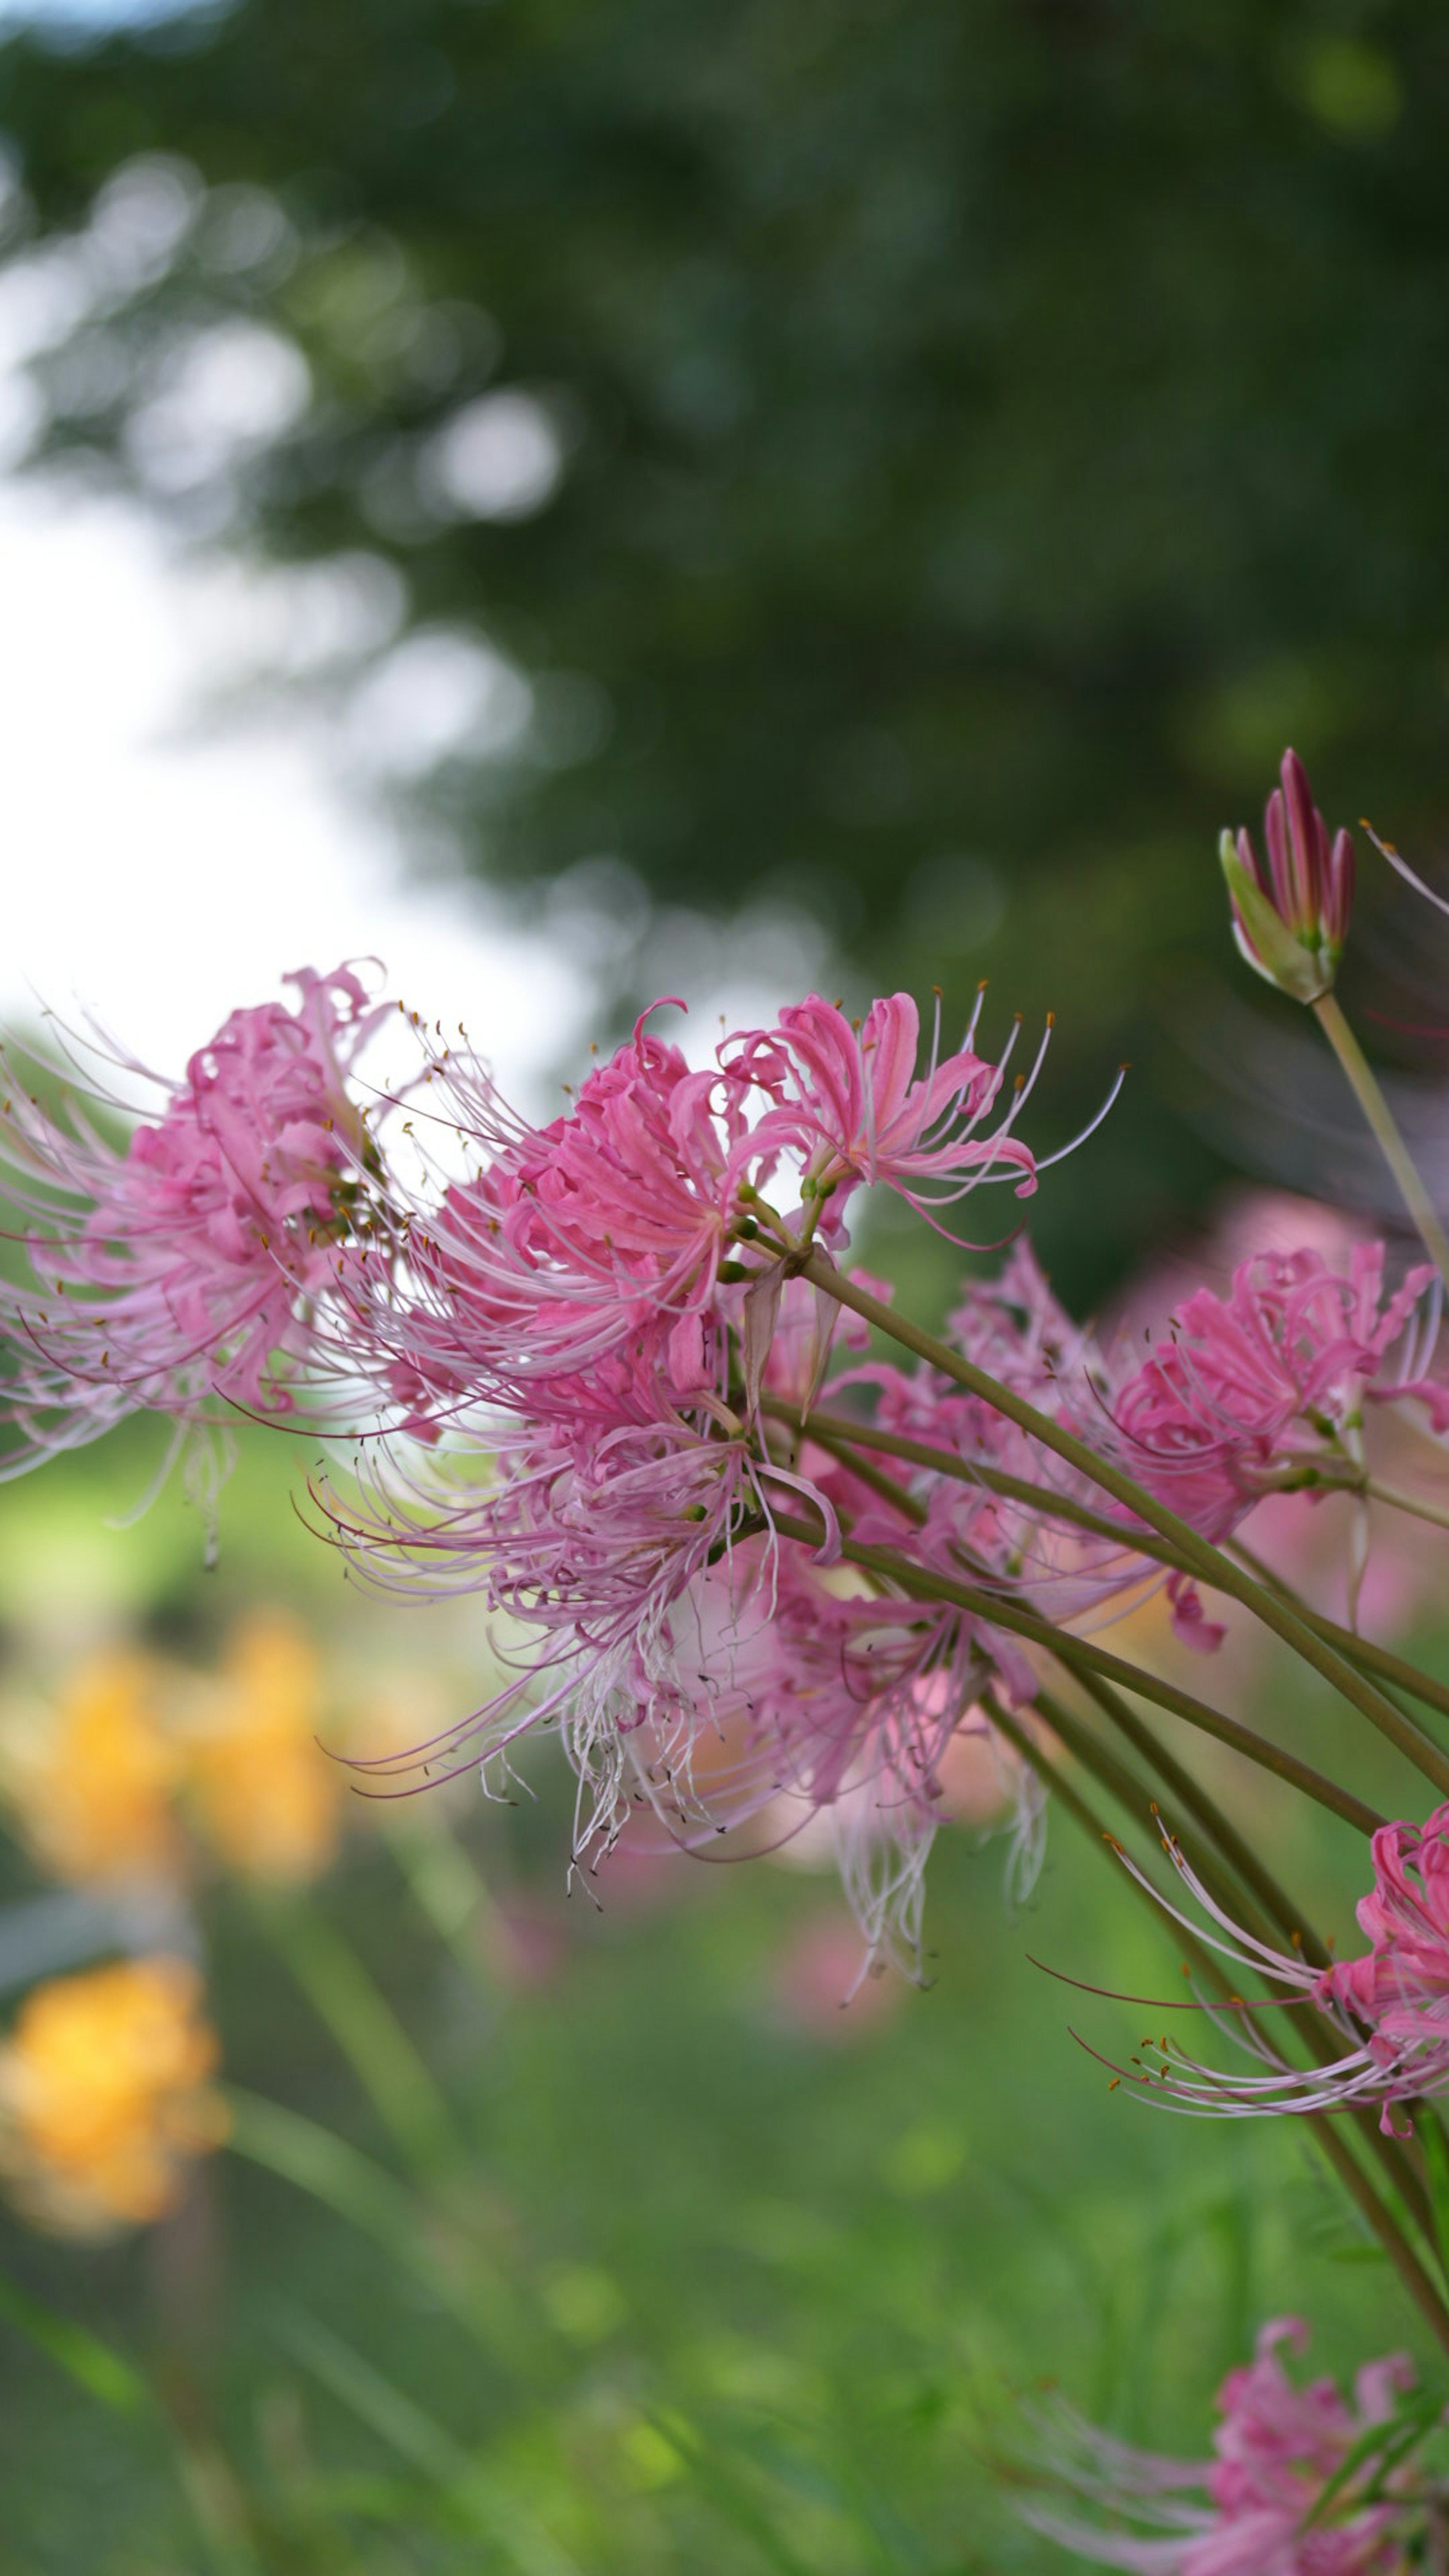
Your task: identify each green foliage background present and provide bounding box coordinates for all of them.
[0,1423,1444,2573]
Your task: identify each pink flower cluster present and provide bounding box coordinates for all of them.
[0,968,389,1533]
[1023,2317,1438,2573]
[330,989,1058,1970]
[1109,1244,1449,1546]
[365,986,1037,1424]
[2,957,1443,1973]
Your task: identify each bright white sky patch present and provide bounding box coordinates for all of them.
[0,475,592,1112]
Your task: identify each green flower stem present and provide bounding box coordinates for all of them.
[784,1422,1372,1844]
[1366,1479,1449,1539]
[1311,2118,1449,2367]
[795,1421,929,1523]
[978,1695,1449,2363]
[772,1395,1449,1736]
[800,1251,1449,1799]
[768,1395,1347,1572]
[1066,1669,1328,1963]
[762,1393,1204,1571]
[760,1500,1382,1832]
[388,1815,512,1997]
[794,1436,1383,1852]
[779,1395,1449,1755]
[1226,1536,1449,1732]
[1313,992,1449,1284]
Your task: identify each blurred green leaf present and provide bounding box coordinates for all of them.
[274,2307,585,2573]
[223,2085,527,2362]
[255,1892,463,2180]
[0,2260,148,2416]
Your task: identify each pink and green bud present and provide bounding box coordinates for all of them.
[1220,746,1355,1003]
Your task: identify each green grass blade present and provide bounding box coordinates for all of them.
[271,2304,469,2485]
[388,1817,509,1995]
[274,2305,585,2576]
[0,2261,148,2415]
[223,2085,520,2358]
[254,1893,461,2179]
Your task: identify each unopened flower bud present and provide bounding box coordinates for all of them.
[1220,747,1355,1003]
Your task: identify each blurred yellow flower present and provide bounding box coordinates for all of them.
[0,1957,228,2236]
[182,1617,340,1882]
[0,1650,182,1884]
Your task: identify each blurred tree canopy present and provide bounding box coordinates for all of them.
[1,0,1448,1299]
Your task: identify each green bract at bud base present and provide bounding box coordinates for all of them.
[1220,835,1337,1003]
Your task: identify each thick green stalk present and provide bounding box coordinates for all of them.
[1311,2120,1449,2366]
[1367,1478,1449,1539]
[1314,992,1449,1283]
[763,1394,1184,1558]
[1226,1536,1449,1732]
[772,1395,1449,1742]
[800,1251,1449,1797]
[763,1504,1383,1833]
[789,1432,1361,1834]
[1065,1669,1326,1964]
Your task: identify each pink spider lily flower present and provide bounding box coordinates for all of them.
[0,967,391,1518]
[1069,1809,1449,2137]
[632,1557,1043,1978]
[324,1413,842,1865]
[722,987,1041,1236]
[366,1000,764,1416]
[946,1240,1100,1402]
[367,985,1066,1427]
[847,1248,1168,1633]
[330,1402,1041,1967]
[1221,747,1356,1004]
[1018,2318,1438,2573]
[1109,1243,1447,1548]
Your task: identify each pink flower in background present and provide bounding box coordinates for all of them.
[853,1247,1168,1633]
[663,1561,1042,1978]
[1221,746,1356,1004]
[946,1240,1094,1403]
[1079,1809,1449,2135]
[1109,1243,1446,1545]
[0,967,389,1510]
[771,1912,904,2037]
[1021,2317,1434,2572]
